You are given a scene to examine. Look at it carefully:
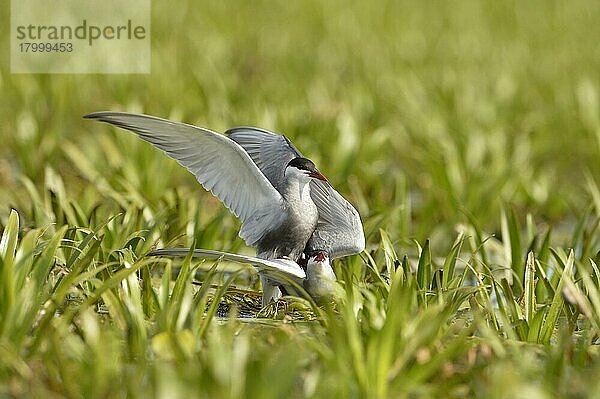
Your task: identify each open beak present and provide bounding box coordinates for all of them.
[309,171,328,182]
[314,251,327,262]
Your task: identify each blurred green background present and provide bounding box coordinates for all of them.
[2,0,599,246]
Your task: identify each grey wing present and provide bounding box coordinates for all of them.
[226,126,303,192]
[307,180,365,259]
[148,248,306,283]
[85,112,284,246]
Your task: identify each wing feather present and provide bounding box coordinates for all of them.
[148,248,305,282]
[85,112,284,246]
[307,180,365,259]
[227,127,302,192]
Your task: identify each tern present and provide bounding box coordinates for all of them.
[85,112,364,304]
[148,248,340,304]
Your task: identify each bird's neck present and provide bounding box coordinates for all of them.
[283,178,312,204]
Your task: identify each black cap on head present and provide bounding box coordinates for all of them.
[287,157,317,172]
[287,157,328,181]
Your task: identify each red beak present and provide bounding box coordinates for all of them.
[309,171,328,182]
[314,251,326,262]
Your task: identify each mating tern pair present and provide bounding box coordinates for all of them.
[85,112,364,305]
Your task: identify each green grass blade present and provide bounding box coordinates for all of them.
[541,250,573,345]
[442,233,464,288]
[524,252,536,323]
[0,210,20,315]
[416,239,432,292]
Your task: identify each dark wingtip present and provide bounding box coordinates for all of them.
[83,112,133,131]
[83,111,110,120]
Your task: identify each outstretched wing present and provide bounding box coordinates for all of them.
[306,180,365,259]
[85,112,284,246]
[148,248,305,283]
[227,126,303,192]
[228,127,365,258]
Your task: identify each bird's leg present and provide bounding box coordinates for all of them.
[260,275,282,307]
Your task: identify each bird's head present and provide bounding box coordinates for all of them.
[304,250,340,304]
[285,157,328,182]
